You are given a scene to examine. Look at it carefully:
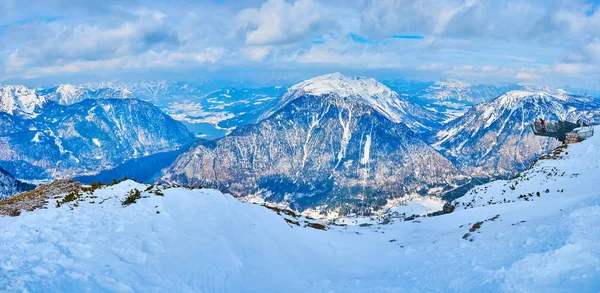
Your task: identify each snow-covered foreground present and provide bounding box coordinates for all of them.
[2,132,600,292]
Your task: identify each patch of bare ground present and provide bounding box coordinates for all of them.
[0,180,81,217]
[462,214,500,241]
[264,205,327,230]
[530,144,568,167]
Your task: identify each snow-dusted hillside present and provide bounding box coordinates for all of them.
[2,131,600,291]
[453,127,600,210]
[434,90,600,179]
[0,168,34,199]
[0,99,195,179]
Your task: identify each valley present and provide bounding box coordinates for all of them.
[1,73,597,218]
[1,126,598,292]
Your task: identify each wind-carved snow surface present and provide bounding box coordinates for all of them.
[2,130,600,293]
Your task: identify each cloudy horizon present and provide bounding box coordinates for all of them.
[2,0,600,89]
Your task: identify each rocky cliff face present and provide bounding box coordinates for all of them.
[162,74,466,215]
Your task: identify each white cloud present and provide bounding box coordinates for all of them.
[235,0,337,45]
[10,48,227,79]
[2,0,600,88]
[516,72,542,80]
[243,46,271,62]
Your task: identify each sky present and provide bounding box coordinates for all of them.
[2,0,600,88]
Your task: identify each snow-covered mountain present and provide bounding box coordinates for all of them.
[1,130,599,291]
[81,80,204,102]
[0,84,135,117]
[0,99,196,179]
[162,73,467,216]
[263,73,441,134]
[0,85,46,116]
[389,78,518,123]
[434,90,600,179]
[422,78,515,104]
[37,84,135,105]
[0,167,34,199]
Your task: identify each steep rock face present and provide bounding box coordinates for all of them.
[434,90,600,178]
[0,168,35,199]
[163,77,465,214]
[0,99,196,179]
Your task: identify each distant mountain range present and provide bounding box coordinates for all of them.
[2,75,599,213]
[388,78,520,124]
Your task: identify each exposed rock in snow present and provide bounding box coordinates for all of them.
[0,179,78,215]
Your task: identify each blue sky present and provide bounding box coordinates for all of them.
[2,0,600,88]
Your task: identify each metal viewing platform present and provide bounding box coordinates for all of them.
[531,120,579,143]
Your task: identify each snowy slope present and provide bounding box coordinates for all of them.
[453,127,600,210]
[2,133,600,291]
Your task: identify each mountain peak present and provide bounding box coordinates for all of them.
[435,78,471,89]
[492,90,570,108]
[289,73,394,99]
[0,85,45,115]
[262,73,411,124]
